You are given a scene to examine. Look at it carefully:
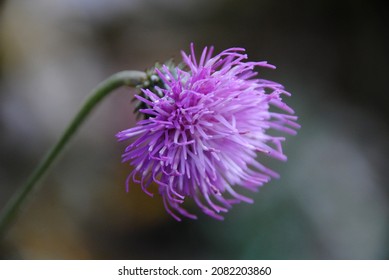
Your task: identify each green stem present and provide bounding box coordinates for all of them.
[0,70,147,237]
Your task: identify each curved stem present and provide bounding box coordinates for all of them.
[0,70,147,237]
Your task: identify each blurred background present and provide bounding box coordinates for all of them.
[0,0,388,259]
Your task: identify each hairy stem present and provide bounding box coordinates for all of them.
[0,70,147,237]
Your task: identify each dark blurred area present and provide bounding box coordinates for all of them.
[0,0,388,259]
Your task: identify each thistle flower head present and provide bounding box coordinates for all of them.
[116,44,300,220]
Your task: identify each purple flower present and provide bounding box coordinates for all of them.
[116,44,299,220]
